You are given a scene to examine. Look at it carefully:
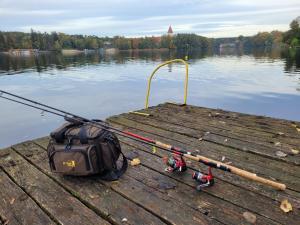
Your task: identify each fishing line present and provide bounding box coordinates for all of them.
[0,92,178,155]
[0,90,287,190]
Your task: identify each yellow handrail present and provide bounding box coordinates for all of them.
[145,59,189,109]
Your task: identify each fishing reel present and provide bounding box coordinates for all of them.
[163,153,187,172]
[192,167,214,191]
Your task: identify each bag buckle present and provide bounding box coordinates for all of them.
[65,137,73,150]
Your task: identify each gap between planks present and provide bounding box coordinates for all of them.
[107,116,300,192]
[31,139,222,225]
[32,139,280,225]
[36,137,299,225]
[119,110,300,165]
[10,144,168,225]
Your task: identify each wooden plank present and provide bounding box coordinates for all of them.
[108,116,300,192]
[111,114,300,177]
[107,119,300,200]
[121,133,300,204]
[139,104,300,154]
[0,169,55,225]
[116,114,299,179]
[32,138,220,225]
[121,148,283,225]
[124,160,280,225]
[108,169,219,225]
[186,105,300,133]
[137,104,300,148]
[161,103,300,140]
[125,111,300,165]
[107,124,300,225]
[0,148,110,225]
[120,112,300,165]
[14,141,167,225]
[161,103,300,130]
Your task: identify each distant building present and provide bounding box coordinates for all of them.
[103,41,112,48]
[219,43,236,49]
[167,25,174,36]
[8,49,36,56]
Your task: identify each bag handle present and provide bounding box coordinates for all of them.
[51,122,78,143]
[79,119,107,144]
[51,116,85,143]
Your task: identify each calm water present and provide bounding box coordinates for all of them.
[0,48,300,148]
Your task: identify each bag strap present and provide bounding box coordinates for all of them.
[79,126,88,144]
[99,152,128,181]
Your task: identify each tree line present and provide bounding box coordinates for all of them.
[212,19,300,49]
[0,19,299,52]
[0,30,209,52]
[0,30,106,51]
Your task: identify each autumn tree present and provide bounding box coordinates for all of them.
[283,20,300,47]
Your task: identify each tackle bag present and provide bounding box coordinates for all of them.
[47,118,127,180]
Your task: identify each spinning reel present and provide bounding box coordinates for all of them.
[163,153,214,191]
[163,153,187,172]
[192,167,214,191]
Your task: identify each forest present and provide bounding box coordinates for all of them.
[0,30,209,51]
[0,19,299,52]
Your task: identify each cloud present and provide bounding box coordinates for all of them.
[228,0,300,7]
[0,8,66,16]
[200,24,289,38]
[144,7,300,21]
[1,0,300,37]
[20,17,122,32]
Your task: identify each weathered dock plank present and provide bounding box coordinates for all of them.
[0,103,299,225]
[107,116,300,192]
[123,107,300,165]
[138,103,300,149]
[160,103,300,143]
[163,103,300,133]
[13,141,167,225]
[107,120,300,225]
[0,168,55,225]
[116,130,300,205]
[32,138,218,225]
[0,149,110,225]
[110,114,300,170]
[121,149,280,225]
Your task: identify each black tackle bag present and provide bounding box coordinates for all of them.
[47,118,127,181]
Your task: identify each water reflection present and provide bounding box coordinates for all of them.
[281,48,300,74]
[1,48,300,75]
[0,48,300,148]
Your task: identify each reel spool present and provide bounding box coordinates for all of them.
[192,167,214,191]
[163,153,187,172]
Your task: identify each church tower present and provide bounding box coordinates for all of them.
[167,25,174,36]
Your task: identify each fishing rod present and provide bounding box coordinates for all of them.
[0,90,286,190]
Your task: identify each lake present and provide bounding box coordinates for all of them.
[0,48,300,148]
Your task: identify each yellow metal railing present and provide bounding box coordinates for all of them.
[145,59,189,109]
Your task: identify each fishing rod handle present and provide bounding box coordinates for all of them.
[230,167,286,190]
[184,154,286,190]
[156,141,172,150]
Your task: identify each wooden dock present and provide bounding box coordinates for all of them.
[0,103,299,225]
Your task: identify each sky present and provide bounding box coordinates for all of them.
[0,0,300,38]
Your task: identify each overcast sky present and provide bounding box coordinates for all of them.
[1,0,300,38]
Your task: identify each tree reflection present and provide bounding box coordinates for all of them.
[0,48,300,75]
[281,48,300,74]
